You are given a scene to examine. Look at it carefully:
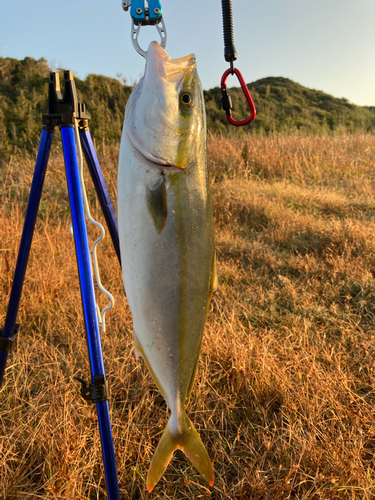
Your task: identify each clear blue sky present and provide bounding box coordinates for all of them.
[1,0,374,106]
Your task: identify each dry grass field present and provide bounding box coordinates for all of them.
[1,132,375,499]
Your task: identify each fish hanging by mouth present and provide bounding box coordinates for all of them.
[117,41,217,492]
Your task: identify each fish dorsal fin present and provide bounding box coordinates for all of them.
[147,177,168,234]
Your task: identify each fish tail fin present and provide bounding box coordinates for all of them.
[147,411,214,492]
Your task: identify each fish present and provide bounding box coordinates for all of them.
[117,41,217,492]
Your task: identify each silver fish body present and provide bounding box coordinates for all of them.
[118,42,216,491]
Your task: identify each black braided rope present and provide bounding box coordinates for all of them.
[221,0,237,62]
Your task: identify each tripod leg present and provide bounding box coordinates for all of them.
[0,129,54,387]
[61,125,120,500]
[79,129,121,267]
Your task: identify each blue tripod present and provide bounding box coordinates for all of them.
[0,71,121,500]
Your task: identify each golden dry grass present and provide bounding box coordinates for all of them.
[1,132,375,499]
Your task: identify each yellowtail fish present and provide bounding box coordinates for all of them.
[117,41,217,492]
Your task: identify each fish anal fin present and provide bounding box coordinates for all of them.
[147,177,168,234]
[184,249,218,407]
[133,328,167,400]
[133,329,142,358]
[147,412,214,492]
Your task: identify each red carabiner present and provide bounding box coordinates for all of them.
[221,67,256,127]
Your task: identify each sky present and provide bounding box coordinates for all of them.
[0,0,374,106]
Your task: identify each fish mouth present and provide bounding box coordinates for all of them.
[148,41,196,85]
[139,151,187,172]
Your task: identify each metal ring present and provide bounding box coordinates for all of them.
[131,17,167,59]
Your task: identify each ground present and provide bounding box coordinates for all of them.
[1,132,375,499]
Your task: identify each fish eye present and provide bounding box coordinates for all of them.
[181,92,192,105]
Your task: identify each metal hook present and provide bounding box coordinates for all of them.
[131,17,167,59]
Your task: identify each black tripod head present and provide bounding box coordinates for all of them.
[43,70,90,130]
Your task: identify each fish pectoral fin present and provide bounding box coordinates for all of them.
[147,177,168,234]
[147,412,214,492]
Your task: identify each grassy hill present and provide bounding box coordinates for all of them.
[0,56,374,157]
[206,76,375,134]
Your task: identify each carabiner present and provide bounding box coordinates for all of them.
[221,67,256,127]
